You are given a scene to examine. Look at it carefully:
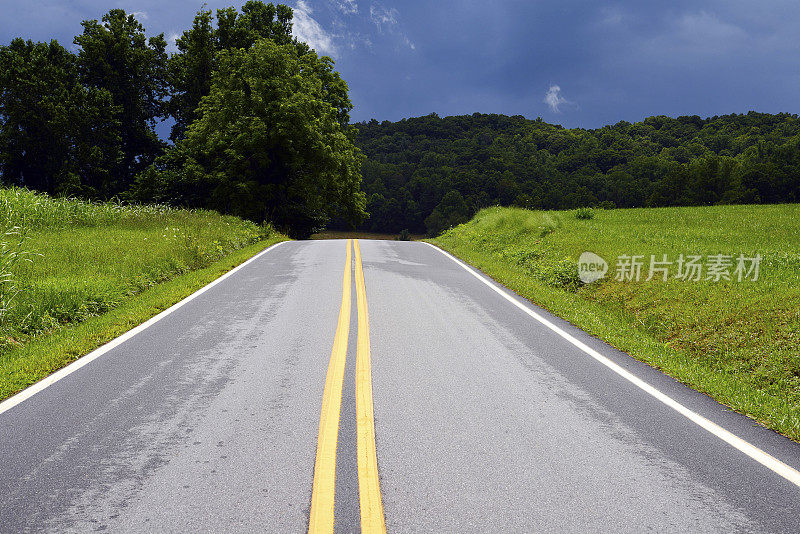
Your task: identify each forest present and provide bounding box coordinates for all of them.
[354,112,800,235]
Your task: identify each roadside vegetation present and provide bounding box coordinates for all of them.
[0,187,286,399]
[433,204,800,441]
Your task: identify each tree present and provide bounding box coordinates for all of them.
[136,39,366,238]
[167,9,215,141]
[74,9,168,194]
[168,2,295,141]
[0,39,76,193]
[0,39,121,196]
[425,190,470,236]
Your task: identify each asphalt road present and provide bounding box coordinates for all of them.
[1,239,799,533]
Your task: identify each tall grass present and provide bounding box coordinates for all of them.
[0,187,174,230]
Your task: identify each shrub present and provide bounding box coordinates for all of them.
[540,258,582,291]
[397,229,411,241]
[260,221,276,239]
[575,207,594,220]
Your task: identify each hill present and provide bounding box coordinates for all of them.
[355,112,800,235]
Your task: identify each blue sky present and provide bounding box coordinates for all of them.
[2,1,799,128]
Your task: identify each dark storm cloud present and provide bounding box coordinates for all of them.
[2,1,799,128]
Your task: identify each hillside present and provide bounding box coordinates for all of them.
[433,204,800,440]
[355,112,800,235]
[0,187,286,398]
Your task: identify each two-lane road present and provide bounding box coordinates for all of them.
[1,240,799,532]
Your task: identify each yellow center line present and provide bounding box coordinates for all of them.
[354,240,387,533]
[309,239,352,534]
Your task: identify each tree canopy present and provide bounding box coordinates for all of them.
[167,1,295,141]
[0,39,120,197]
[75,9,168,193]
[134,39,366,238]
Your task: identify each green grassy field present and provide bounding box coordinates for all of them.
[0,187,287,399]
[433,204,800,441]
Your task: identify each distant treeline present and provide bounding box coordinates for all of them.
[354,112,800,235]
[0,2,365,238]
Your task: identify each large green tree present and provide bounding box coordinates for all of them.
[135,39,366,238]
[168,2,295,141]
[75,10,168,193]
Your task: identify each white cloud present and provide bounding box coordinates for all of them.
[366,4,413,50]
[369,4,398,30]
[293,1,337,56]
[131,11,148,21]
[543,85,568,113]
[333,0,358,15]
[341,32,373,50]
[291,2,411,54]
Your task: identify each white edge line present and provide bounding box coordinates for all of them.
[423,242,800,488]
[0,241,287,416]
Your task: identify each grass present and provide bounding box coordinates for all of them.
[0,187,287,399]
[433,204,800,441]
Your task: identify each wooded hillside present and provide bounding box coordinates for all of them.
[355,112,800,235]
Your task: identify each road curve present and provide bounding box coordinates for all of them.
[0,239,799,533]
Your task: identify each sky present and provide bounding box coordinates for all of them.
[1,0,799,129]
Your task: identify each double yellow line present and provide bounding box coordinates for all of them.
[309,240,386,534]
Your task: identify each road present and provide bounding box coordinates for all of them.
[1,239,799,533]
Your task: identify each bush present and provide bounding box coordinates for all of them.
[598,200,616,210]
[396,229,411,241]
[260,221,276,239]
[575,207,594,220]
[540,258,582,291]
